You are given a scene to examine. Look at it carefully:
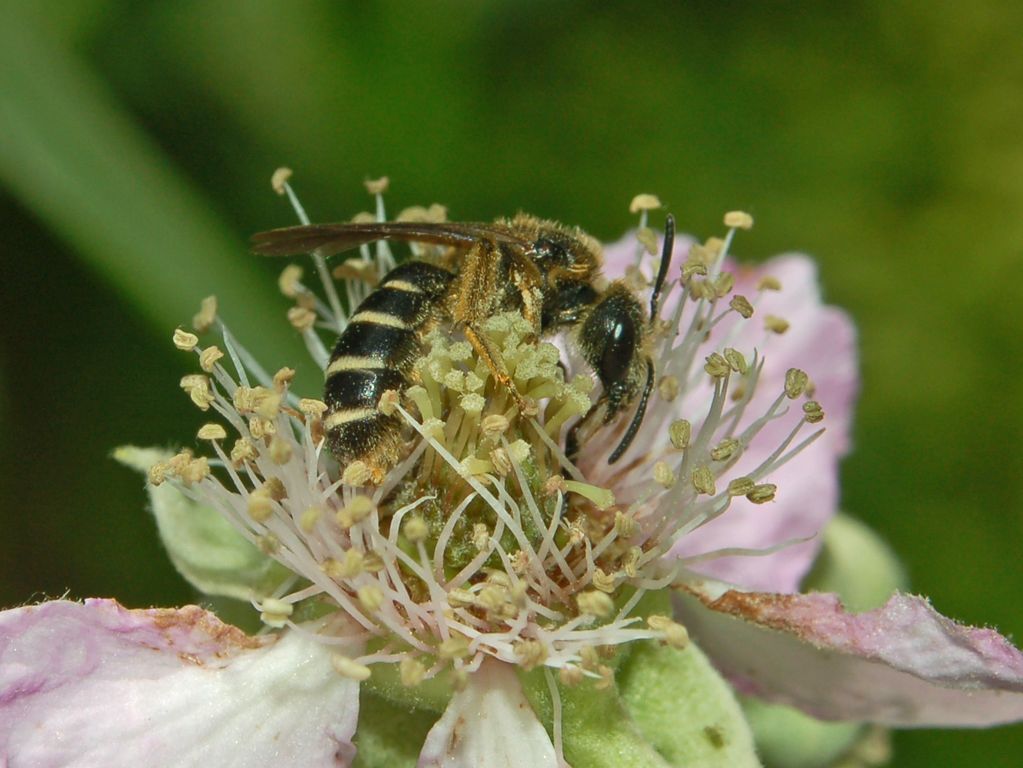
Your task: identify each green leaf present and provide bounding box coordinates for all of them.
[353,689,437,768]
[523,668,671,768]
[0,8,295,364]
[619,640,761,768]
[114,446,288,601]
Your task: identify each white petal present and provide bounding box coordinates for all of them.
[675,580,1023,726]
[417,659,562,768]
[0,599,360,767]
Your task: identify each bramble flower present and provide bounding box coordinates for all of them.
[4,178,1023,768]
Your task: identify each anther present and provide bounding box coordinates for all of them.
[300,506,322,532]
[803,400,825,423]
[199,346,224,372]
[342,461,373,487]
[591,569,616,594]
[173,329,198,351]
[559,666,584,687]
[636,227,658,255]
[710,438,740,462]
[278,265,304,298]
[647,615,689,649]
[269,436,292,465]
[653,461,676,488]
[785,368,809,399]
[400,658,427,687]
[757,276,782,291]
[691,467,716,496]
[746,483,778,504]
[577,591,614,618]
[263,477,286,500]
[298,398,328,419]
[404,515,429,543]
[629,193,662,213]
[726,476,756,497]
[273,367,295,391]
[337,496,374,529]
[197,423,227,441]
[704,353,731,379]
[723,211,754,230]
[729,294,754,318]
[230,437,257,467]
[358,585,384,613]
[669,419,692,450]
[723,348,748,374]
[331,654,371,682]
[658,375,680,402]
[247,489,274,523]
[513,639,548,671]
[364,177,390,195]
[287,306,316,331]
[259,597,293,628]
[192,296,218,333]
[271,167,292,195]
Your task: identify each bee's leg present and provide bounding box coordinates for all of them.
[565,397,606,461]
[463,325,534,414]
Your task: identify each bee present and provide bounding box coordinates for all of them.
[251,213,674,478]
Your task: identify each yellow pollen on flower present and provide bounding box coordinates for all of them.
[803,400,825,423]
[757,275,782,291]
[747,483,778,504]
[197,423,227,441]
[364,176,390,195]
[653,461,676,488]
[337,496,374,529]
[648,615,690,649]
[192,296,218,333]
[199,346,224,372]
[559,665,584,687]
[438,636,470,660]
[230,437,258,467]
[404,514,429,542]
[724,211,754,230]
[298,398,328,418]
[447,588,476,608]
[577,590,614,618]
[272,367,296,391]
[785,368,809,399]
[331,654,372,682]
[704,353,731,379]
[247,489,274,522]
[658,375,680,402]
[358,585,384,613]
[729,294,754,319]
[723,348,748,375]
[269,436,292,465]
[287,306,317,331]
[300,506,322,532]
[271,167,293,195]
[278,264,304,298]
[513,639,548,670]
[764,315,790,334]
[629,193,662,213]
[173,329,198,351]
[341,461,373,487]
[400,657,427,687]
[669,419,692,450]
[710,438,740,462]
[692,466,716,496]
[591,568,616,594]
[180,374,215,411]
[727,476,756,497]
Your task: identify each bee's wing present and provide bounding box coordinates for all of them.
[251,222,531,257]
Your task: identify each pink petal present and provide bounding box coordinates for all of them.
[604,232,858,592]
[674,580,1023,726]
[0,599,360,767]
[418,658,562,768]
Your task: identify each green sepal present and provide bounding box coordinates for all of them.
[740,697,864,768]
[619,640,761,767]
[114,446,290,601]
[801,513,907,612]
[360,654,453,715]
[353,689,437,768]
[523,667,672,768]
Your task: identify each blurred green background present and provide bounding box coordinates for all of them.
[1,1,1021,764]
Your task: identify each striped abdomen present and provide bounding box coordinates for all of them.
[324,261,454,468]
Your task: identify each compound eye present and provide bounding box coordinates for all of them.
[600,317,636,385]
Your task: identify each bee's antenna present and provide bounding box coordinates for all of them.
[608,358,655,464]
[648,214,674,325]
